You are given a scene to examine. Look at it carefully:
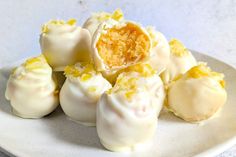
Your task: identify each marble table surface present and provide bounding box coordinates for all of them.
[0,0,235,156]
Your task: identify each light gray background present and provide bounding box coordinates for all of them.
[0,0,235,156]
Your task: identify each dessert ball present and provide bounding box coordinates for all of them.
[161,39,197,84]
[60,62,111,126]
[167,64,227,122]
[97,63,164,151]
[40,19,91,71]
[5,55,59,118]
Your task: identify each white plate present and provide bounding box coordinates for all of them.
[0,51,235,157]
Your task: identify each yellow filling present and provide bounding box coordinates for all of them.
[41,19,77,33]
[23,55,49,70]
[169,39,189,57]
[96,8,123,22]
[96,22,151,68]
[64,63,95,82]
[187,64,225,88]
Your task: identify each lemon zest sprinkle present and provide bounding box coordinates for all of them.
[64,65,80,77]
[81,73,92,81]
[124,63,156,77]
[67,19,77,25]
[111,8,124,21]
[64,63,95,82]
[220,80,226,88]
[114,76,138,100]
[97,8,123,22]
[41,19,76,33]
[169,39,189,56]
[187,64,225,88]
[23,55,48,70]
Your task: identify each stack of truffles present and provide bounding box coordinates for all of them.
[5,9,227,152]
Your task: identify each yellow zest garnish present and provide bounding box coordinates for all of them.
[111,8,124,21]
[125,90,136,100]
[114,76,138,100]
[64,63,95,82]
[23,55,48,70]
[82,64,94,74]
[97,13,110,21]
[64,65,80,77]
[67,19,77,25]
[124,63,156,77]
[97,9,123,22]
[187,64,225,88]
[220,80,226,88]
[41,25,49,33]
[81,73,92,81]
[187,64,210,78]
[169,39,189,57]
[41,19,76,33]
[146,26,158,47]
[88,86,97,92]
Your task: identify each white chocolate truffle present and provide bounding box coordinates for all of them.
[60,63,112,126]
[167,64,227,122]
[146,27,170,74]
[83,8,124,37]
[5,55,59,118]
[40,19,91,71]
[97,64,164,151]
[161,39,197,84]
[91,19,152,72]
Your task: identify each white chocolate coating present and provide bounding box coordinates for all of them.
[5,55,59,118]
[145,74,166,115]
[161,39,197,84]
[96,69,164,151]
[97,89,157,151]
[167,64,227,122]
[146,27,170,74]
[40,19,91,71]
[59,63,111,126]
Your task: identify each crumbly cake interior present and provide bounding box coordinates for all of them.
[96,23,151,68]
